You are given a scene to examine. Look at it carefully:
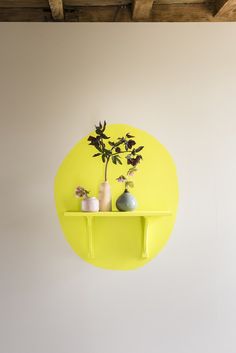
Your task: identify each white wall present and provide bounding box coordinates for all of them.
[0,23,236,353]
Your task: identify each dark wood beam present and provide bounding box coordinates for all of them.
[1,3,236,22]
[132,0,154,20]
[0,0,131,6]
[0,8,52,21]
[0,0,49,7]
[215,0,236,17]
[152,2,215,21]
[48,0,64,20]
[65,0,131,4]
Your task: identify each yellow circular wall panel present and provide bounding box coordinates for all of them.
[54,124,178,270]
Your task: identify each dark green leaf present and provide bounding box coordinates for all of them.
[100,133,110,139]
[135,146,144,153]
[127,139,136,149]
[102,120,107,132]
[116,157,122,165]
[104,149,112,156]
[88,136,99,144]
[115,139,125,146]
[96,128,102,135]
[94,145,102,152]
[93,153,101,157]
[112,156,117,164]
[115,147,121,153]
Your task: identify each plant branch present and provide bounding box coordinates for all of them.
[111,150,129,157]
[104,157,110,181]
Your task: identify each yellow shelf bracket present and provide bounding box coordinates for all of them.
[142,216,150,259]
[86,216,94,258]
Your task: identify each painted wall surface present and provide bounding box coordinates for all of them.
[0,24,236,353]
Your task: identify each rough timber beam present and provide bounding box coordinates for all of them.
[132,0,154,21]
[48,0,64,20]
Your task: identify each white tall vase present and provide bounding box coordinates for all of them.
[99,181,112,211]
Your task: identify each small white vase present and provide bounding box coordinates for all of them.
[98,181,112,211]
[81,197,99,212]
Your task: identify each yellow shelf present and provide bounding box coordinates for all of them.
[64,211,172,259]
[64,211,172,217]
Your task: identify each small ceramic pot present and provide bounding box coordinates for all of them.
[99,181,112,211]
[116,190,137,212]
[81,197,99,212]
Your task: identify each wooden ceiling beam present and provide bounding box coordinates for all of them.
[152,2,215,21]
[215,0,236,17]
[65,0,131,5]
[0,8,52,21]
[0,0,131,6]
[132,0,154,20]
[48,0,64,20]
[1,3,236,22]
[0,0,49,7]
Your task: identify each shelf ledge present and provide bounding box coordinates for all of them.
[64,211,172,217]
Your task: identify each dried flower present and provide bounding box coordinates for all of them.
[127,167,137,177]
[116,175,126,183]
[75,186,89,199]
[116,168,137,191]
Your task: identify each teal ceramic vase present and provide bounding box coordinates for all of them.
[116,190,137,211]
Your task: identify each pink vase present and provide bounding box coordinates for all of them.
[81,197,99,212]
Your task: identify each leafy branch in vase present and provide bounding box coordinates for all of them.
[88,121,144,181]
